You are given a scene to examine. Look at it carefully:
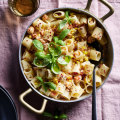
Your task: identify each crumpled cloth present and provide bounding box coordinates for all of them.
[0,0,120,120]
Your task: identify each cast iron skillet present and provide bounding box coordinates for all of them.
[19,0,114,114]
[0,85,18,120]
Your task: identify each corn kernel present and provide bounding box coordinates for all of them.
[84,57,88,61]
[67,76,71,79]
[70,13,74,16]
[58,88,61,90]
[35,81,39,85]
[38,34,40,37]
[67,42,71,45]
[69,80,72,82]
[28,35,32,39]
[72,36,74,39]
[83,51,88,55]
[70,55,73,58]
[88,75,92,79]
[82,46,85,49]
[80,59,83,62]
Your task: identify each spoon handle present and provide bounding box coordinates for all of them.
[92,68,97,120]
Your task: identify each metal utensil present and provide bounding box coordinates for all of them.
[89,41,103,120]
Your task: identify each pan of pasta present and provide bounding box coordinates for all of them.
[19,0,114,114]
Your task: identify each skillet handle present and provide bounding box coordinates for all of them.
[85,0,114,21]
[19,88,47,114]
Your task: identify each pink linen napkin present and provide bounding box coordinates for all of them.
[0,0,120,120]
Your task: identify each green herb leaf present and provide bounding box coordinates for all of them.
[58,19,67,30]
[36,76,43,83]
[57,55,71,65]
[35,52,52,63]
[51,62,60,74]
[65,11,70,18]
[59,114,67,119]
[68,18,72,24]
[53,36,65,46]
[53,36,59,42]
[49,42,61,56]
[43,112,53,118]
[33,57,50,67]
[59,29,70,40]
[55,40,65,46]
[33,40,43,51]
[43,84,48,92]
[35,52,46,59]
[54,115,59,119]
[44,82,56,90]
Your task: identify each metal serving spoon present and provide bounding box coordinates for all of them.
[89,41,103,120]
